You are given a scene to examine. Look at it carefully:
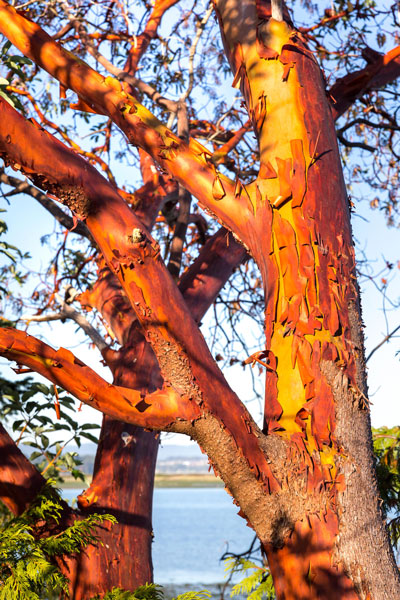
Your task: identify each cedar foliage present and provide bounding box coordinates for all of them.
[0,481,116,599]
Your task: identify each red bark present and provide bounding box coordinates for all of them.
[124,0,179,76]
[0,94,277,492]
[0,0,251,238]
[0,422,46,514]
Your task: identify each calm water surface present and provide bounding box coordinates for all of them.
[63,487,258,586]
[153,487,256,585]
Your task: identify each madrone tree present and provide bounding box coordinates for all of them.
[1,0,400,598]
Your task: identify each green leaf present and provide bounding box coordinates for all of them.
[33,383,50,395]
[8,55,32,65]
[80,432,99,443]
[80,423,100,430]
[1,40,11,56]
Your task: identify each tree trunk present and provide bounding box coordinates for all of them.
[213,1,400,597]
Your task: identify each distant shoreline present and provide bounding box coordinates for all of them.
[155,474,224,488]
[60,473,224,489]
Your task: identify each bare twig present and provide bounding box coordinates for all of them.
[366,324,400,363]
[22,295,109,353]
[180,4,214,102]
[59,5,178,114]
[337,131,375,153]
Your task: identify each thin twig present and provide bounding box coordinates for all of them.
[180,4,214,102]
[21,297,109,353]
[60,5,178,114]
[366,324,400,363]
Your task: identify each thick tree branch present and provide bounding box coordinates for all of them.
[211,119,252,166]
[330,45,400,120]
[0,1,252,240]
[167,102,192,279]
[117,73,178,112]
[0,170,90,238]
[0,96,275,492]
[82,227,247,349]
[0,328,199,428]
[179,228,247,322]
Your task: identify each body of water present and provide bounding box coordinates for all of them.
[62,487,259,587]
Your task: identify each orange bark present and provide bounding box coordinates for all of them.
[265,511,358,600]
[0,94,277,492]
[0,327,198,428]
[71,228,246,595]
[212,1,376,596]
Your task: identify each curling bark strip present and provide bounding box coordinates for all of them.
[0,328,198,428]
[0,0,253,242]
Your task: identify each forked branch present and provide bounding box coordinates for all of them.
[0,95,275,490]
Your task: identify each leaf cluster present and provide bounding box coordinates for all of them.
[0,40,32,110]
[224,557,274,600]
[0,209,30,304]
[0,376,99,484]
[91,585,211,600]
[0,480,116,600]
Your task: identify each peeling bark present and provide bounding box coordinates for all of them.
[0,1,399,598]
